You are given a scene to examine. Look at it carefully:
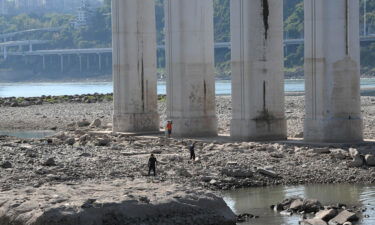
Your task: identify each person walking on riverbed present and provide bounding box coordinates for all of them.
[189,142,196,161]
[148,154,157,176]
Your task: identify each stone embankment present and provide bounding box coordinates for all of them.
[0,180,236,225]
[272,197,363,225]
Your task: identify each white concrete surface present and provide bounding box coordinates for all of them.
[304,0,363,143]
[165,0,217,137]
[230,0,287,141]
[112,0,159,132]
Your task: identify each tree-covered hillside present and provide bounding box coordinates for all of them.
[1,0,375,80]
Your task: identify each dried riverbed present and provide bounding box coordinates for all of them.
[1,95,375,225]
[1,96,375,191]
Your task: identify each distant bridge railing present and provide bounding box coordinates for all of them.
[5,35,375,58]
[0,27,62,41]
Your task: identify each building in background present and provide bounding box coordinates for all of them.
[0,0,6,15]
[74,0,89,27]
[73,0,103,27]
[0,0,12,15]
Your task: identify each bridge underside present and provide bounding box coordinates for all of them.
[112,0,363,143]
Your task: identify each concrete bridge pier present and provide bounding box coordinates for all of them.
[304,0,363,143]
[165,0,217,137]
[230,0,287,141]
[112,0,159,132]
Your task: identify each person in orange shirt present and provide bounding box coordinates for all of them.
[166,121,172,138]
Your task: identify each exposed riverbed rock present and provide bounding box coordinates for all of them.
[365,154,375,166]
[348,148,360,159]
[0,161,12,169]
[43,157,56,167]
[300,218,328,225]
[315,209,338,221]
[90,119,102,128]
[77,119,90,127]
[221,167,253,178]
[330,149,349,160]
[273,198,360,225]
[328,210,359,225]
[348,155,364,168]
[0,179,236,225]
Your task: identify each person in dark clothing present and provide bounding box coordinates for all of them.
[189,142,196,161]
[148,154,157,176]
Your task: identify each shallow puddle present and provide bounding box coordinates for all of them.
[223,184,375,225]
[0,130,56,139]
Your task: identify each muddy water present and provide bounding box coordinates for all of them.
[223,184,375,225]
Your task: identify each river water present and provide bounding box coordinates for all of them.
[1,79,375,98]
[223,184,375,225]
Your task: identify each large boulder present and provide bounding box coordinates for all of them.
[348,155,364,168]
[328,210,358,225]
[176,167,192,177]
[303,199,322,213]
[1,161,12,169]
[221,168,253,178]
[348,148,359,159]
[94,137,111,146]
[90,119,102,128]
[365,154,375,166]
[43,158,56,167]
[290,199,304,211]
[257,168,279,178]
[330,149,348,160]
[301,218,328,225]
[315,209,338,222]
[77,120,90,127]
[0,179,236,225]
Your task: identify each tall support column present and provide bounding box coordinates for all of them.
[230,0,287,141]
[165,0,217,137]
[304,0,363,143]
[112,0,159,132]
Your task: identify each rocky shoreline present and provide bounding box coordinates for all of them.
[272,197,363,225]
[1,95,375,224]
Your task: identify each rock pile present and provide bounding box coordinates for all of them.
[346,148,375,168]
[271,198,360,225]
